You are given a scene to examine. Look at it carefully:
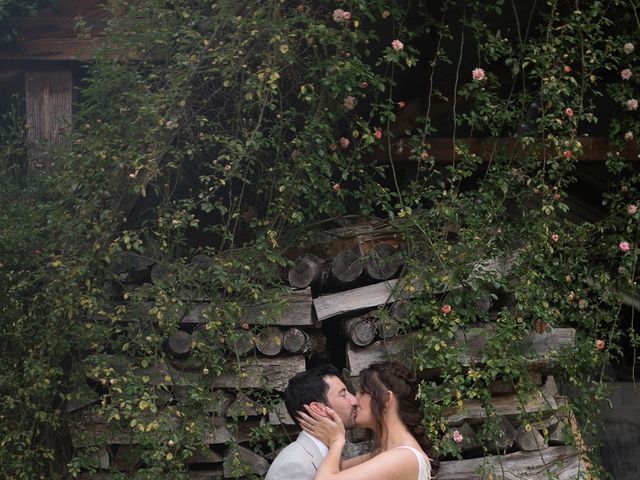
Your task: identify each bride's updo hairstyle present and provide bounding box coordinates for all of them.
[358,361,434,458]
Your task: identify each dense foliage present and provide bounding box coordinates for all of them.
[1,0,639,478]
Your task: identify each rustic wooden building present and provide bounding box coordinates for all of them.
[2,2,640,480]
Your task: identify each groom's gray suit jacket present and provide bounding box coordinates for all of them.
[265,432,324,480]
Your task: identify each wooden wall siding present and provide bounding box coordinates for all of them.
[0,17,107,61]
[25,69,73,165]
[0,0,106,61]
[368,137,640,163]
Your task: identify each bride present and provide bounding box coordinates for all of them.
[297,361,434,480]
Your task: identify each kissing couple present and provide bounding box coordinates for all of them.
[265,361,433,480]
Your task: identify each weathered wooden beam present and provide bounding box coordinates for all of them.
[0,13,107,62]
[187,468,224,480]
[370,137,640,163]
[183,289,314,327]
[314,279,404,321]
[445,393,557,427]
[25,68,73,166]
[205,356,306,391]
[346,328,575,376]
[437,445,581,480]
[268,401,295,426]
[223,445,269,477]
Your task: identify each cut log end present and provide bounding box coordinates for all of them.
[288,254,324,288]
[255,326,283,356]
[331,250,363,283]
[282,327,309,354]
[363,243,403,280]
[343,317,375,346]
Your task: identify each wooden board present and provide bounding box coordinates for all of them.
[437,445,582,480]
[182,288,314,327]
[25,68,73,164]
[346,328,575,376]
[368,137,640,164]
[314,279,403,321]
[206,356,306,391]
[0,14,107,61]
[243,288,314,326]
[444,392,557,427]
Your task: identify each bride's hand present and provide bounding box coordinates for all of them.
[297,405,345,447]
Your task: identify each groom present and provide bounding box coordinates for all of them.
[265,365,358,479]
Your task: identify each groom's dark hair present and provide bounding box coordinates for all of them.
[284,364,341,426]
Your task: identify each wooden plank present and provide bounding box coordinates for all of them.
[25,68,73,165]
[223,445,269,477]
[369,137,640,163]
[207,356,306,391]
[182,289,314,327]
[346,328,575,376]
[0,17,107,61]
[437,446,581,480]
[444,391,557,427]
[244,288,314,326]
[187,468,224,480]
[314,279,403,321]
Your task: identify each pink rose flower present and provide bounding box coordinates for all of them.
[551,233,559,242]
[391,39,404,51]
[625,131,634,141]
[441,304,451,315]
[595,339,605,350]
[472,68,485,81]
[360,81,369,88]
[628,204,638,215]
[553,193,561,200]
[332,182,341,192]
[329,143,337,152]
[627,98,638,110]
[420,150,429,160]
[563,65,572,73]
[339,137,350,148]
[452,430,463,443]
[343,11,352,20]
[621,68,633,80]
[332,9,346,22]
[565,107,573,117]
[398,101,406,108]
[563,150,572,159]
[624,42,635,54]
[343,95,356,110]
[619,241,630,252]
[373,128,383,140]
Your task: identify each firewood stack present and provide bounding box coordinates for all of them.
[70,219,590,479]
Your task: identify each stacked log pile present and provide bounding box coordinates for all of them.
[70,220,590,479]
